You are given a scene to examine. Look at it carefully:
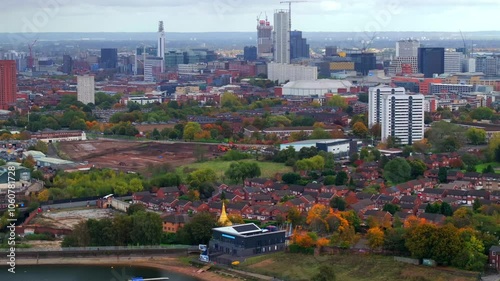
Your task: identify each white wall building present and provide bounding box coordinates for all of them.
[380,92,424,145]
[368,85,406,128]
[76,75,95,105]
[396,39,420,58]
[268,63,317,84]
[444,52,463,73]
[463,58,476,73]
[273,10,290,64]
[282,79,352,97]
[279,139,353,158]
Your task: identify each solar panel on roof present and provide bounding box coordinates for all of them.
[233,224,260,233]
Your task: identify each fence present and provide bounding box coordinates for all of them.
[16,245,194,252]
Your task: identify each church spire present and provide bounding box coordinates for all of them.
[218,202,232,226]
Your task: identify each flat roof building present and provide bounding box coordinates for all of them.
[209,223,286,264]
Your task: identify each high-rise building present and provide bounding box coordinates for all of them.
[325,46,338,57]
[348,53,376,76]
[0,60,16,110]
[257,16,273,58]
[380,92,424,145]
[244,46,258,61]
[100,48,118,69]
[463,58,476,73]
[62,55,73,75]
[418,47,445,78]
[388,57,418,75]
[144,57,163,82]
[134,47,157,75]
[476,56,498,77]
[77,75,95,105]
[368,86,406,128]
[273,10,290,64]
[157,21,166,73]
[444,51,463,73]
[290,30,309,60]
[396,39,419,58]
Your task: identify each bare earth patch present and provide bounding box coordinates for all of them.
[30,208,116,230]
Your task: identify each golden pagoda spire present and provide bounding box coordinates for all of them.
[218,202,232,226]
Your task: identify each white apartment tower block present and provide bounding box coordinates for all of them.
[77,75,95,105]
[381,92,424,145]
[368,86,406,128]
[273,10,290,64]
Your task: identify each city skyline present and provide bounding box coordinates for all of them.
[1,0,500,33]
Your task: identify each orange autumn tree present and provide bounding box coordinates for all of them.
[367,227,385,251]
[307,204,334,233]
[291,231,316,248]
[403,215,427,228]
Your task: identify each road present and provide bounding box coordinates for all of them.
[482,274,500,281]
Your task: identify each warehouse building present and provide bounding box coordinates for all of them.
[279,139,358,158]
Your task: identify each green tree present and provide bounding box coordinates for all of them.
[382,203,401,215]
[310,128,332,139]
[221,92,243,108]
[440,202,453,216]
[225,162,261,183]
[178,212,217,245]
[187,168,217,187]
[323,175,335,185]
[327,95,348,109]
[335,171,348,185]
[130,211,163,245]
[383,158,411,184]
[282,172,301,184]
[405,223,437,259]
[483,164,495,174]
[330,196,347,211]
[438,167,448,183]
[69,118,87,130]
[127,203,147,215]
[472,199,482,213]
[182,122,202,140]
[466,128,487,145]
[470,106,494,120]
[407,159,427,178]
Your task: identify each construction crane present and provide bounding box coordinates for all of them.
[27,39,38,71]
[280,1,308,31]
[459,30,468,57]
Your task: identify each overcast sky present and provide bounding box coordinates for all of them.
[1,0,499,33]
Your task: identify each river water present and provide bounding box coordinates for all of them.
[0,265,200,281]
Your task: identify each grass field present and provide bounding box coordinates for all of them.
[241,253,479,281]
[178,160,293,179]
[475,162,500,173]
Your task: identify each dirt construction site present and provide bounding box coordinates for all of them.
[58,140,219,172]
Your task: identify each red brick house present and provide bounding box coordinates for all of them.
[488,246,500,272]
[244,178,274,189]
[162,214,190,233]
[317,193,335,206]
[421,188,447,203]
[156,186,180,199]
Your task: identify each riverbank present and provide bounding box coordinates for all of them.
[5,256,238,281]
